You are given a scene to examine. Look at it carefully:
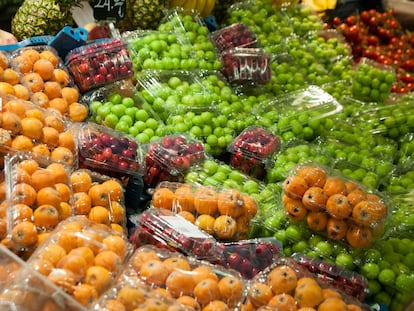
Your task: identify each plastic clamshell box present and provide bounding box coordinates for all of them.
[4,152,74,255]
[159,6,206,33]
[91,274,194,311]
[351,57,396,103]
[76,122,145,178]
[0,93,78,167]
[69,168,128,233]
[65,38,133,92]
[220,47,272,85]
[252,85,343,134]
[26,215,133,308]
[210,23,259,54]
[281,161,391,249]
[122,244,247,310]
[227,126,281,179]
[291,252,368,301]
[0,244,83,311]
[151,181,259,242]
[133,206,219,259]
[142,134,206,188]
[249,256,371,311]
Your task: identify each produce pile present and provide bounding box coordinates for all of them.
[0,1,413,311]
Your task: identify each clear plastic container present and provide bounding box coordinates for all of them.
[26,215,133,308]
[65,38,133,92]
[76,122,145,178]
[142,134,206,188]
[4,152,74,255]
[0,244,83,311]
[227,126,281,180]
[210,23,259,53]
[220,47,272,85]
[158,7,206,34]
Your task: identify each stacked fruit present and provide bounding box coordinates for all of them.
[0,47,88,122]
[282,163,389,248]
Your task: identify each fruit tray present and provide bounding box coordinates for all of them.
[291,253,368,301]
[0,244,82,311]
[69,168,128,233]
[227,126,281,180]
[281,161,391,248]
[26,215,133,309]
[210,22,259,53]
[150,181,259,242]
[131,206,219,259]
[252,85,343,137]
[220,47,272,85]
[0,93,77,167]
[123,30,198,72]
[121,244,247,310]
[142,134,206,188]
[65,38,133,92]
[91,274,193,311]
[247,256,370,311]
[351,57,396,103]
[75,122,146,179]
[3,152,74,255]
[135,69,214,121]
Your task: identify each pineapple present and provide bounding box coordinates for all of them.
[117,0,165,31]
[11,0,80,40]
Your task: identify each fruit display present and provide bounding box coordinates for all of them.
[75,122,145,179]
[0,46,88,122]
[246,256,369,311]
[150,181,259,241]
[142,134,206,188]
[26,216,132,309]
[121,244,247,310]
[65,39,134,93]
[227,126,281,180]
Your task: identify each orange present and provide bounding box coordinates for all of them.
[217,189,245,218]
[347,189,367,207]
[12,55,33,73]
[351,200,386,226]
[21,72,44,93]
[268,293,298,311]
[50,146,74,166]
[69,246,95,267]
[165,269,196,297]
[69,102,88,122]
[73,283,98,306]
[2,111,21,135]
[177,295,201,311]
[267,265,298,295]
[33,204,60,230]
[44,114,65,132]
[11,182,37,206]
[48,97,68,115]
[3,99,27,118]
[218,275,244,307]
[247,282,273,308]
[323,177,347,197]
[141,298,169,311]
[58,131,76,151]
[61,87,79,104]
[297,166,327,188]
[33,59,55,81]
[39,50,58,67]
[194,278,221,306]
[2,68,20,85]
[76,229,103,255]
[103,299,127,311]
[88,205,110,225]
[11,135,34,150]
[346,224,372,248]
[94,250,122,272]
[13,84,30,100]
[56,253,88,281]
[213,215,237,240]
[31,91,49,108]
[152,187,176,210]
[11,203,33,223]
[109,200,126,224]
[283,175,309,200]
[32,143,51,157]
[194,187,218,215]
[178,210,196,223]
[195,214,215,235]
[36,186,62,208]
[47,268,77,294]
[139,259,170,287]
[296,277,318,288]
[192,265,219,284]
[102,179,124,202]
[116,286,145,310]
[88,184,110,207]
[47,162,69,184]
[294,282,323,308]
[131,250,161,271]
[56,229,79,253]
[72,192,92,215]
[0,51,8,68]
[242,195,258,219]
[0,181,6,201]
[317,298,347,311]
[22,48,40,64]
[38,243,67,265]
[30,257,54,276]
[321,288,342,300]
[202,300,230,311]
[15,166,32,184]
[325,194,352,220]
[163,256,191,272]
[70,170,93,192]
[174,185,195,212]
[326,218,348,240]
[25,107,45,122]
[102,235,128,260]
[285,199,308,221]
[51,68,70,87]
[84,265,112,294]
[18,158,39,175]
[302,187,328,212]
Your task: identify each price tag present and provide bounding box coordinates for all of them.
[92,0,126,21]
[160,216,210,239]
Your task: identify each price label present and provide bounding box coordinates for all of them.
[93,0,126,21]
